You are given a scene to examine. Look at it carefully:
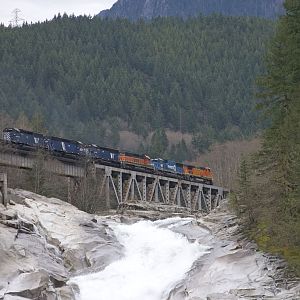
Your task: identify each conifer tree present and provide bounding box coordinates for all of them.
[149,129,168,157]
[241,0,300,272]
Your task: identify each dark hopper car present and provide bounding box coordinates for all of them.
[86,144,119,162]
[3,128,85,157]
[3,128,45,148]
[45,136,85,157]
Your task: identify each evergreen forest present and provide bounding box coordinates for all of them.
[235,0,300,275]
[0,15,274,158]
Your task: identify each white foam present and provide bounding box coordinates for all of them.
[70,218,209,300]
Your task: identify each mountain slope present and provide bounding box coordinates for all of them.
[99,0,284,20]
[0,15,274,158]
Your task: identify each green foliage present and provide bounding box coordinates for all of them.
[149,128,169,157]
[236,0,300,275]
[168,138,192,161]
[30,111,47,134]
[192,125,215,153]
[238,157,251,192]
[0,15,274,150]
[235,155,260,225]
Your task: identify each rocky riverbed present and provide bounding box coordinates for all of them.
[0,189,299,300]
[166,208,300,299]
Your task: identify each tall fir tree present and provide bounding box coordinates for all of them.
[240,0,300,273]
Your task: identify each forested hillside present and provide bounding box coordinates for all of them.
[234,0,300,275]
[0,15,273,158]
[99,0,284,20]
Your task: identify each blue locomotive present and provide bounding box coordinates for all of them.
[150,158,183,174]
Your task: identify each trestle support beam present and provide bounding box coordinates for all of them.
[94,165,226,213]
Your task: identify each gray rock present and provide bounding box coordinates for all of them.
[85,243,123,270]
[7,190,27,206]
[55,286,77,300]
[167,200,300,300]
[4,296,31,300]
[98,0,284,20]
[0,208,17,220]
[6,271,49,299]
[0,189,123,300]
[206,294,238,300]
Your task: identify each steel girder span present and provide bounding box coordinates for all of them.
[68,164,227,213]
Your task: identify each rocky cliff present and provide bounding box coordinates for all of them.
[99,0,285,20]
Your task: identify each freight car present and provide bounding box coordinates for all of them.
[86,144,119,163]
[45,136,86,157]
[3,128,45,149]
[3,128,86,158]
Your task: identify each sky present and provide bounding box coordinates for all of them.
[0,0,117,26]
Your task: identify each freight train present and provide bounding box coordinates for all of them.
[2,128,213,184]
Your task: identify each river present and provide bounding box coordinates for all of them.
[70,217,210,300]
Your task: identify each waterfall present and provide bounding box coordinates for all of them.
[70,217,209,300]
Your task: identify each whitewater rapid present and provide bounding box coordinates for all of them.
[70,217,210,300]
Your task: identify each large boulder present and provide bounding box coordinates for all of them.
[5,271,49,299]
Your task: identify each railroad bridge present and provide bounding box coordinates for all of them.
[0,142,228,212]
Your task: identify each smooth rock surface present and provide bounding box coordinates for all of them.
[166,202,300,300]
[0,189,123,300]
[98,0,284,20]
